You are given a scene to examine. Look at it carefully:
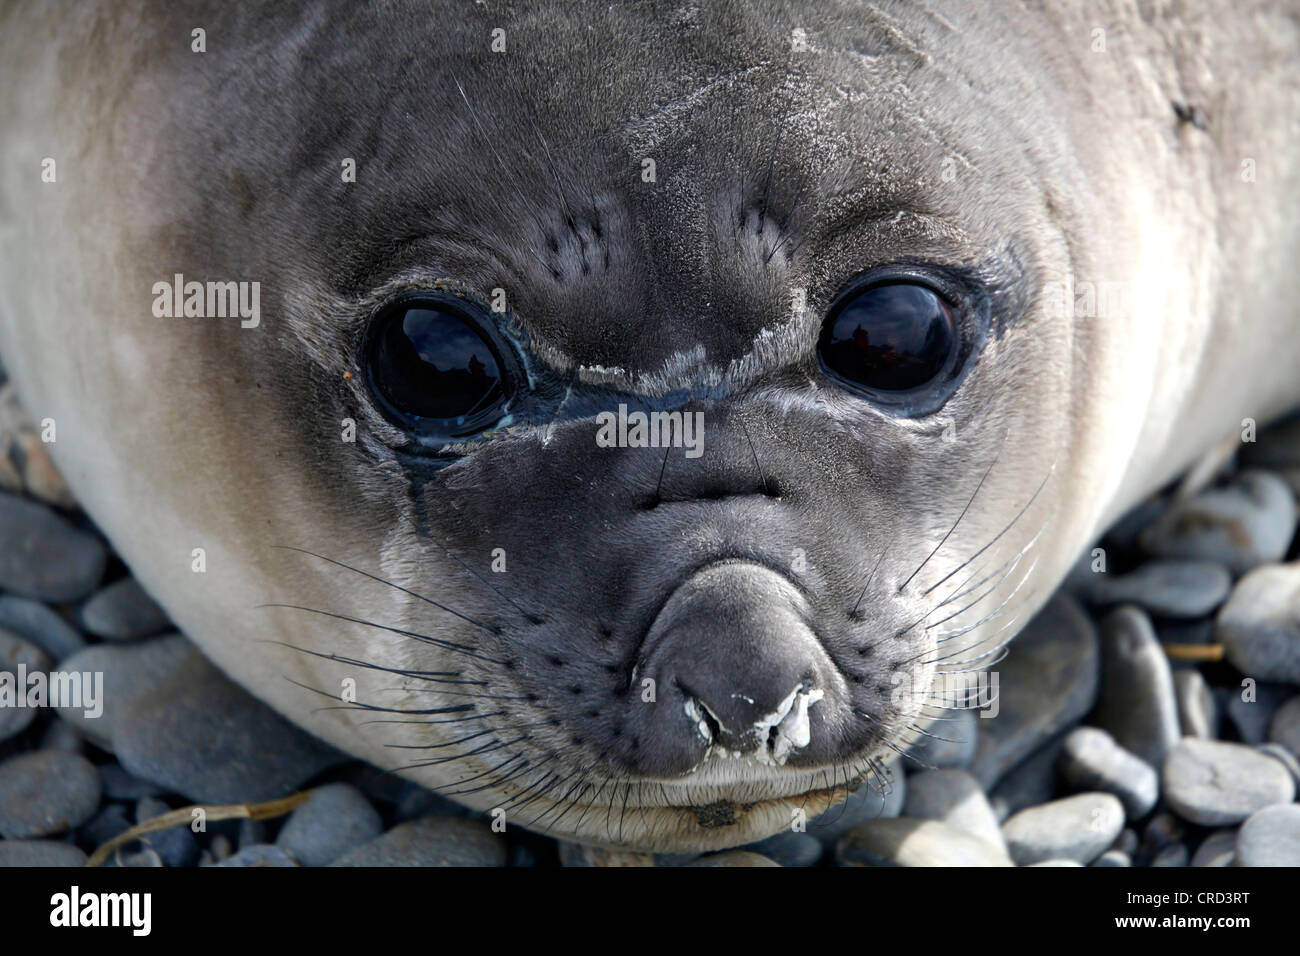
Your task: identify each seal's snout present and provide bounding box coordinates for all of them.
[630,561,840,775]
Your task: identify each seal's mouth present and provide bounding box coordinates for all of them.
[528,766,874,852]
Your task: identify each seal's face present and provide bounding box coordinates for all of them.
[4,1,1150,849]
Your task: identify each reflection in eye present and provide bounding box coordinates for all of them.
[373,303,504,422]
[819,283,955,392]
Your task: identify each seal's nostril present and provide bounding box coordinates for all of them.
[683,683,824,765]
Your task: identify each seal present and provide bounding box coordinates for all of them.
[1,1,1298,851]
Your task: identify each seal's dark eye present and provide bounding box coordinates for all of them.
[818,282,956,393]
[366,294,516,440]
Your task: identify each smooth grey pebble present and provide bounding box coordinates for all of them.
[1001,793,1125,866]
[276,782,383,866]
[79,577,171,641]
[1162,738,1295,826]
[1190,829,1238,867]
[0,492,107,602]
[903,768,1005,850]
[0,838,88,866]
[1059,726,1159,820]
[331,817,506,867]
[0,596,85,661]
[971,594,1099,789]
[1089,605,1180,769]
[1216,563,1300,685]
[744,830,824,867]
[837,818,1014,867]
[1139,470,1296,574]
[213,843,299,867]
[1235,804,1300,866]
[1085,560,1231,618]
[0,749,100,838]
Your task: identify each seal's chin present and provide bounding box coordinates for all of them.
[588,776,867,853]
[502,763,875,853]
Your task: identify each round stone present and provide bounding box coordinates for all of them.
[0,839,89,867]
[971,594,1099,789]
[1173,668,1218,740]
[1216,563,1300,685]
[1089,605,1180,769]
[1059,726,1159,820]
[1091,850,1131,867]
[903,768,1005,850]
[1235,804,1300,866]
[0,596,85,661]
[54,635,192,749]
[1139,470,1296,574]
[686,851,781,867]
[1001,792,1125,866]
[0,628,52,742]
[0,750,101,838]
[1162,738,1295,826]
[79,577,171,641]
[275,783,385,867]
[743,830,824,867]
[212,844,300,867]
[0,492,106,601]
[332,817,506,867]
[1268,696,1300,758]
[111,647,345,803]
[1190,829,1238,867]
[837,818,1014,867]
[1085,560,1232,618]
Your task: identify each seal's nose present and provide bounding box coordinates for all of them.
[631,561,837,772]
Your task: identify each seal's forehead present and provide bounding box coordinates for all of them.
[165,1,1025,377]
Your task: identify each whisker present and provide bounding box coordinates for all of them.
[930,510,1051,611]
[358,712,503,726]
[443,757,535,797]
[258,639,482,685]
[923,550,1028,632]
[407,521,543,625]
[852,545,890,617]
[738,413,769,495]
[280,675,478,716]
[654,443,671,502]
[383,721,548,750]
[436,755,531,797]
[928,556,1041,638]
[259,603,507,665]
[935,643,1012,672]
[919,461,1055,598]
[269,547,501,635]
[897,452,999,593]
[391,734,531,773]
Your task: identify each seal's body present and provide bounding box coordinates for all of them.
[1,1,1298,850]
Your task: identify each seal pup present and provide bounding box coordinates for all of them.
[1,1,1298,851]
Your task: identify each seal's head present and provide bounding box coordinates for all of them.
[2,0,1258,850]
